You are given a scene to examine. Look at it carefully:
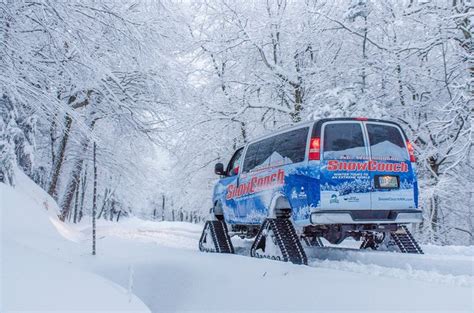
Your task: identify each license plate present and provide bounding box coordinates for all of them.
[376,175,399,188]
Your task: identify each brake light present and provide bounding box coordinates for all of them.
[355,117,368,121]
[309,137,320,160]
[406,140,416,162]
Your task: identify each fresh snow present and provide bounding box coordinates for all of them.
[1,169,150,312]
[2,170,473,312]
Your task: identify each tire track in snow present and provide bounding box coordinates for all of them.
[232,238,474,287]
[91,221,474,287]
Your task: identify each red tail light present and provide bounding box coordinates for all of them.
[355,117,368,121]
[309,137,321,160]
[406,140,416,162]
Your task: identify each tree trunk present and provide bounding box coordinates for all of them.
[73,182,79,223]
[78,166,87,222]
[50,116,57,166]
[48,115,72,199]
[290,85,303,123]
[428,156,440,241]
[361,16,368,94]
[92,141,97,255]
[59,119,97,221]
[162,195,165,221]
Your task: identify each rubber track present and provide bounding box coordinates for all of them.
[302,235,324,247]
[251,218,307,265]
[199,220,234,254]
[390,225,424,254]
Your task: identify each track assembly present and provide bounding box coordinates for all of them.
[250,218,307,265]
[199,220,234,254]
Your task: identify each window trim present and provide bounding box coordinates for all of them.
[321,121,369,161]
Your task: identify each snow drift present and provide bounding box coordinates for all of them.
[0,169,150,312]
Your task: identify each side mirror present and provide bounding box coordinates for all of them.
[214,163,226,176]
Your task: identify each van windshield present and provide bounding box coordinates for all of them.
[323,123,366,159]
[366,123,408,161]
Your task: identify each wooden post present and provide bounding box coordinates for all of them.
[92,141,97,256]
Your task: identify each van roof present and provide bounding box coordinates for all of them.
[246,117,405,145]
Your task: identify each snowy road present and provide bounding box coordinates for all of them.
[78,219,474,312]
[5,169,472,312]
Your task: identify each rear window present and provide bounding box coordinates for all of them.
[323,123,366,159]
[243,127,309,172]
[366,123,408,161]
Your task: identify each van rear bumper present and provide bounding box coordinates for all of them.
[310,210,422,225]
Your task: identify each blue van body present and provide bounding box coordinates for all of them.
[212,118,421,228]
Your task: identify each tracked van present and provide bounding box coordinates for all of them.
[199,118,424,265]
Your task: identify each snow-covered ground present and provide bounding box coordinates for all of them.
[1,170,473,312]
[1,170,150,312]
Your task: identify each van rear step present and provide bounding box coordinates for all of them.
[250,218,307,265]
[199,220,234,254]
[390,225,424,254]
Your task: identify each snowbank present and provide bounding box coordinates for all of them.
[1,169,150,312]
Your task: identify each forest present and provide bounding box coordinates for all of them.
[1,0,472,245]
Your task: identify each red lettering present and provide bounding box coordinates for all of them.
[347,162,356,171]
[326,160,408,173]
[226,169,286,199]
[277,169,285,184]
[377,162,385,171]
[369,160,376,171]
[401,162,408,172]
[270,173,277,183]
[249,176,258,193]
[237,184,245,197]
[226,185,235,200]
[327,160,339,171]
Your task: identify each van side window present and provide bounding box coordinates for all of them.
[253,137,275,170]
[366,124,408,161]
[273,127,309,165]
[227,147,243,176]
[243,127,309,172]
[323,123,366,159]
[242,142,258,172]
[243,137,275,172]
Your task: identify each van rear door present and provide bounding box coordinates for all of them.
[320,121,371,211]
[365,122,416,210]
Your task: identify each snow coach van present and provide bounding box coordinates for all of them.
[199,118,424,264]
